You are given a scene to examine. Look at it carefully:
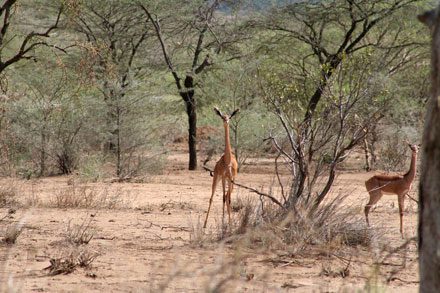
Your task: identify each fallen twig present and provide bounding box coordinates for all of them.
[160,225,191,232]
[387,277,419,284]
[94,236,116,240]
[0,213,8,222]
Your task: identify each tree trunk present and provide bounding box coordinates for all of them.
[363,137,371,171]
[186,99,197,170]
[103,86,117,154]
[370,126,378,169]
[116,106,122,177]
[315,166,336,207]
[39,129,46,177]
[418,8,440,292]
[181,75,197,170]
[419,95,440,292]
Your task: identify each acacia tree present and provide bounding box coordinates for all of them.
[264,0,423,124]
[69,1,152,177]
[257,0,426,207]
[0,0,65,174]
[139,0,247,170]
[261,54,387,207]
[0,0,64,73]
[8,61,83,176]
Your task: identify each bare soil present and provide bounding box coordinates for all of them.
[0,152,419,292]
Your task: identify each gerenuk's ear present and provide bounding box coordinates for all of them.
[229,109,240,119]
[214,107,223,118]
[418,9,436,29]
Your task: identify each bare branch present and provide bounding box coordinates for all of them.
[0,4,64,72]
[203,166,285,208]
[139,4,181,90]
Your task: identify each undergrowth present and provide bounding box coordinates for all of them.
[50,184,123,209]
[193,193,380,254]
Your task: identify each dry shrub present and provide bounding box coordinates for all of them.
[139,154,167,176]
[193,195,281,246]
[64,217,95,245]
[375,134,409,172]
[192,189,377,256]
[45,216,99,276]
[159,200,194,212]
[231,196,249,213]
[223,193,378,253]
[44,246,99,276]
[2,223,22,245]
[0,184,18,207]
[189,215,215,248]
[233,195,266,235]
[77,248,100,267]
[77,155,108,182]
[23,192,41,207]
[320,263,350,278]
[51,184,122,209]
[281,195,374,248]
[1,212,23,245]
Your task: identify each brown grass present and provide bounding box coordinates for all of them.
[44,247,99,276]
[159,200,194,212]
[211,192,379,254]
[2,223,22,245]
[51,184,123,209]
[64,217,95,245]
[0,183,18,208]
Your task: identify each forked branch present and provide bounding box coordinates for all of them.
[139,4,182,91]
[0,3,65,72]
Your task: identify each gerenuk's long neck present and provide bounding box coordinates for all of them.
[404,151,418,182]
[223,122,232,164]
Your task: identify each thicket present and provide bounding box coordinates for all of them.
[0,0,430,192]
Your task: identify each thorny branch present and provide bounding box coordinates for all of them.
[202,166,285,208]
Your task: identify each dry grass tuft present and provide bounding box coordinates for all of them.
[51,184,122,209]
[159,200,194,212]
[77,248,100,267]
[0,184,18,207]
[64,217,95,245]
[44,246,100,276]
[44,255,77,276]
[23,192,41,207]
[337,220,375,247]
[2,224,22,245]
[320,263,350,278]
[234,196,259,235]
[210,192,380,254]
[189,215,215,248]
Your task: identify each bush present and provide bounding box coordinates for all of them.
[2,224,22,245]
[64,217,95,245]
[77,155,108,182]
[211,192,378,253]
[44,246,99,276]
[375,134,409,172]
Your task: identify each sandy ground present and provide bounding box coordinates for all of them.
[0,152,419,292]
